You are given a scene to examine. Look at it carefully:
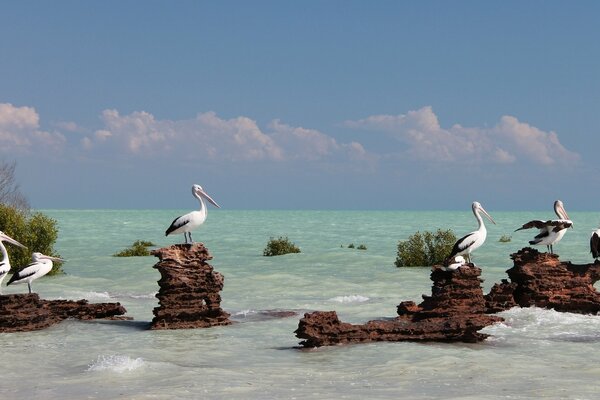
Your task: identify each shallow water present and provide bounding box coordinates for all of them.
[2,210,599,399]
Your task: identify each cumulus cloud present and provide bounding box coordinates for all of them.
[0,103,65,152]
[84,109,369,163]
[345,106,579,166]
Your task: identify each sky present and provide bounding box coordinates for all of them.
[1,1,599,210]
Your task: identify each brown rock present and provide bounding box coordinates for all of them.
[150,243,231,329]
[485,247,600,314]
[0,293,128,332]
[296,265,502,348]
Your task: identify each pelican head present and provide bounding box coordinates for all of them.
[32,252,64,263]
[472,201,496,225]
[0,231,26,248]
[554,200,570,221]
[192,184,221,208]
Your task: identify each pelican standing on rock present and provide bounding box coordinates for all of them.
[0,231,27,292]
[165,184,221,244]
[590,228,600,259]
[515,200,572,254]
[447,201,496,265]
[7,252,64,294]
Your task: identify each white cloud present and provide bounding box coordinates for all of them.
[0,103,65,152]
[345,106,579,166]
[85,109,369,163]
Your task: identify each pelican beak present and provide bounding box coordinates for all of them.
[198,188,221,208]
[558,203,571,222]
[480,206,496,225]
[0,232,26,249]
[42,255,65,262]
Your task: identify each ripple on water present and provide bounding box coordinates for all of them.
[86,354,145,373]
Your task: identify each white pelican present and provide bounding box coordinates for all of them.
[590,228,600,260]
[447,201,496,264]
[165,184,220,244]
[515,200,572,254]
[0,231,26,292]
[6,252,64,294]
[445,255,466,271]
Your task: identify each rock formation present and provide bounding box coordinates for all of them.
[485,247,600,314]
[296,264,502,348]
[151,243,231,329]
[0,293,127,332]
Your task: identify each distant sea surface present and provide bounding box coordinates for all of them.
[3,210,600,399]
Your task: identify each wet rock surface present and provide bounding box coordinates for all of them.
[296,265,502,348]
[0,293,128,332]
[485,247,600,314]
[151,243,231,329]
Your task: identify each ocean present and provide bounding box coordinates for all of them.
[2,210,600,399]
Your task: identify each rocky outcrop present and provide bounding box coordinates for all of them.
[0,293,128,332]
[151,243,231,329]
[485,247,600,314]
[296,265,502,347]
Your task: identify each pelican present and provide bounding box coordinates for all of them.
[591,228,600,259]
[165,184,220,244]
[447,201,496,264]
[0,231,26,292]
[7,252,64,294]
[445,255,466,271]
[515,200,572,254]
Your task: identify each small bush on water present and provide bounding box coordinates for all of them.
[395,229,457,267]
[114,240,156,257]
[263,236,301,256]
[499,234,512,243]
[0,204,62,275]
[356,244,367,250]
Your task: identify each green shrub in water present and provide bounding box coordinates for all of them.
[0,204,62,275]
[114,240,156,257]
[263,236,301,256]
[395,229,457,267]
[499,234,512,243]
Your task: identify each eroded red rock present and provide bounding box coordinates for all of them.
[485,247,600,314]
[150,243,231,329]
[0,293,128,332]
[296,265,502,347]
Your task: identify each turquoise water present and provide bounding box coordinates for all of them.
[2,210,600,399]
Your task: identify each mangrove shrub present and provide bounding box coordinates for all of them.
[263,236,301,256]
[395,229,457,267]
[114,240,156,257]
[0,204,62,275]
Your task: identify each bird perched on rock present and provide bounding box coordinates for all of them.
[166,184,220,244]
[515,200,572,254]
[0,231,26,292]
[7,252,64,294]
[591,229,600,260]
[447,201,496,265]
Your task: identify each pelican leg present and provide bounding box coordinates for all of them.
[27,282,31,294]
[188,232,194,244]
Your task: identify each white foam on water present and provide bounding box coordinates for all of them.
[87,354,145,373]
[328,295,370,303]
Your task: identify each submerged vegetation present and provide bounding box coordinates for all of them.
[0,204,62,275]
[114,240,156,257]
[263,236,301,256]
[499,234,512,243]
[395,229,457,267]
[345,243,367,250]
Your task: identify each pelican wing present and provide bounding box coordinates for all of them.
[6,262,37,285]
[165,215,190,236]
[548,220,573,232]
[448,233,476,259]
[515,220,549,231]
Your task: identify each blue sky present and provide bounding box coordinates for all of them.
[1,1,599,210]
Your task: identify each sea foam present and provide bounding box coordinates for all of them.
[87,354,145,373]
[329,295,369,303]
